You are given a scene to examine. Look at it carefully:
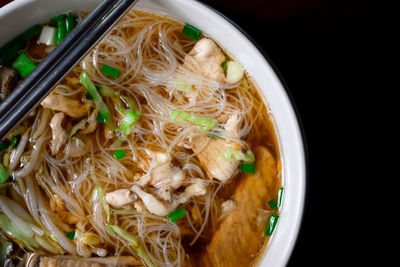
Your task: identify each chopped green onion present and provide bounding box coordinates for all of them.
[226,61,244,84]
[277,187,284,208]
[171,110,217,132]
[268,199,278,210]
[66,231,75,240]
[0,39,25,65]
[0,141,7,152]
[182,23,201,40]
[113,150,126,160]
[9,136,19,148]
[0,164,10,184]
[80,72,115,129]
[241,163,255,174]
[20,24,42,42]
[116,105,140,134]
[101,64,120,79]
[97,112,107,124]
[175,80,192,92]
[65,15,77,35]
[265,214,279,236]
[85,86,101,100]
[107,225,154,267]
[85,92,93,100]
[0,25,41,64]
[167,207,186,222]
[221,60,229,72]
[222,149,255,163]
[38,26,56,46]
[50,13,66,23]
[12,53,36,78]
[56,19,67,44]
[98,85,120,98]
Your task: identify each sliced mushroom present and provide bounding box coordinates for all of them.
[0,66,18,100]
[41,94,89,118]
[49,112,68,155]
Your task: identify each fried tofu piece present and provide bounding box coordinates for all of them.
[205,146,280,267]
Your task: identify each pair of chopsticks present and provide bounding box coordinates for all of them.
[0,0,138,140]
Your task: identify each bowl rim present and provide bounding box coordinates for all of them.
[0,0,308,266]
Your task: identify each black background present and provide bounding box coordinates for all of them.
[199,0,394,266]
[0,0,394,265]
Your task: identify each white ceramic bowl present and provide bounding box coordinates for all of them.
[0,0,306,266]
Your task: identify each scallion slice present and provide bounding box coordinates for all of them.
[0,164,10,184]
[50,14,66,23]
[171,110,217,132]
[167,207,186,222]
[0,25,41,64]
[277,187,284,208]
[66,231,75,240]
[113,150,126,160]
[101,64,120,78]
[182,23,201,40]
[56,19,67,44]
[268,199,278,210]
[0,141,7,152]
[175,79,192,92]
[265,214,279,236]
[221,60,229,72]
[80,72,115,129]
[38,26,56,46]
[12,53,36,78]
[9,136,19,148]
[65,15,77,35]
[241,163,255,174]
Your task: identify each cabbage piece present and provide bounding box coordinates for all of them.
[222,149,255,163]
[171,110,217,132]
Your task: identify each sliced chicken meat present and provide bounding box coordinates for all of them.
[184,38,226,82]
[49,112,68,155]
[105,189,136,208]
[191,134,240,183]
[41,94,89,118]
[138,152,185,201]
[80,109,98,134]
[131,179,206,217]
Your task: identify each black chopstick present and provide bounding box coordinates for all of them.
[0,0,137,140]
[0,0,119,118]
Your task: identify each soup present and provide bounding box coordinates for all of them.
[0,8,282,267]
